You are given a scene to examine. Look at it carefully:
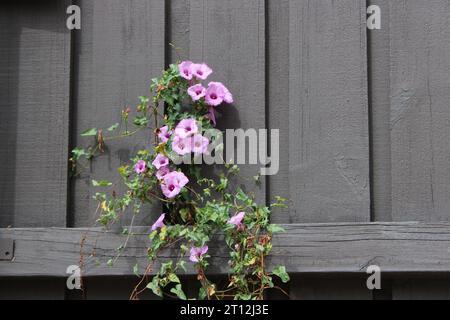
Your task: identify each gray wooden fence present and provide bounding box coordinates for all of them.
[1,0,450,300]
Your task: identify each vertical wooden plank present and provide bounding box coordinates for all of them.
[267,0,291,223]
[71,0,165,227]
[287,0,370,223]
[283,0,370,298]
[168,0,191,62]
[368,0,392,222]
[370,0,450,299]
[0,1,71,228]
[388,0,450,222]
[188,0,266,203]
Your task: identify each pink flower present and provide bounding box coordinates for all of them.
[189,245,208,263]
[228,212,245,227]
[168,171,189,188]
[205,82,233,106]
[172,135,192,155]
[191,134,209,154]
[175,118,198,138]
[134,160,146,174]
[161,171,189,198]
[205,82,225,106]
[178,61,193,80]
[222,85,234,104]
[151,213,166,231]
[155,166,170,180]
[191,63,212,80]
[152,154,169,170]
[187,84,206,101]
[158,126,172,143]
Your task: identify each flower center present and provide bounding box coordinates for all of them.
[186,127,191,131]
[211,94,217,100]
[197,70,203,75]
[169,185,175,191]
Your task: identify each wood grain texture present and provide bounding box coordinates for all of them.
[3,222,450,277]
[188,0,266,203]
[286,0,370,223]
[267,0,290,223]
[387,0,450,222]
[71,0,165,227]
[0,1,71,228]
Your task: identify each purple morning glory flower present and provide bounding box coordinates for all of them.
[172,135,192,155]
[175,118,198,138]
[189,245,208,263]
[158,126,172,143]
[151,213,166,231]
[205,82,225,106]
[161,171,189,198]
[205,82,233,106]
[228,212,245,227]
[191,134,209,154]
[178,61,194,80]
[155,165,170,180]
[134,160,147,174]
[191,63,213,80]
[188,84,206,101]
[152,154,169,170]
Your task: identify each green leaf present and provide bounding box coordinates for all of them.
[81,128,98,136]
[133,116,149,127]
[170,284,187,300]
[147,277,163,297]
[168,273,180,284]
[272,265,290,283]
[198,287,207,300]
[107,123,119,132]
[71,147,87,160]
[107,259,113,267]
[92,180,113,187]
[133,264,139,277]
[267,224,286,234]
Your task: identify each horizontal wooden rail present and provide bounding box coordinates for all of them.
[1,222,450,277]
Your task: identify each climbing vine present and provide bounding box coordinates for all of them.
[72,59,289,300]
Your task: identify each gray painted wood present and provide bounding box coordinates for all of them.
[286,0,370,223]
[369,0,450,299]
[168,0,191,62]
[188,0,266,204]
[0,1,71,228]
[387,0,450,222]
[283,0,370,298]
[71,0,165,227]
[368,0,392,222]
[267,0,290,223]
[3,222,450,277]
